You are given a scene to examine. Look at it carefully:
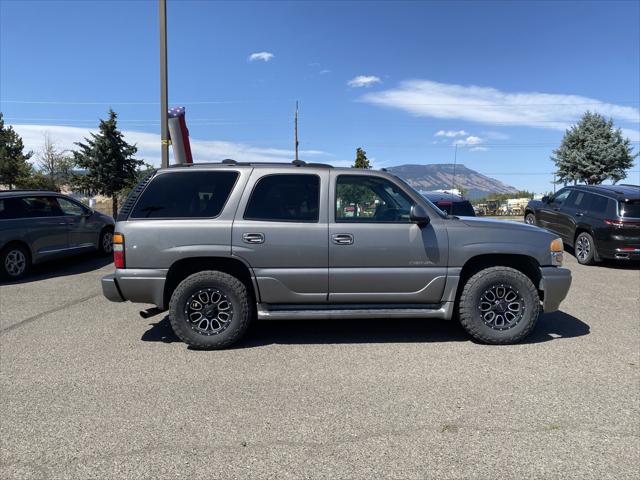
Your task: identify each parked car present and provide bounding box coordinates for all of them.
[102,161,571,348]
[0,190,115,279]
[422,192,475,216]
[524,184,640,265]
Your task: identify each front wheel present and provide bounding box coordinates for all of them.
[524,213,536,225]
[169,271,252,349]
[458,266,540,344]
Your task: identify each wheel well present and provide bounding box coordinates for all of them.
[1,240,32,261]
[457,254,542,300]
[163,257,256,308]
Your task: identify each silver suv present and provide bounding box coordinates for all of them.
[102,161,571,348]
[0,190,115,279]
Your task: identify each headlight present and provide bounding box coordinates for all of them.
[550,238,563,266]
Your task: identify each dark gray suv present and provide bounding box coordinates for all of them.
[0,190,115,279]
[102,161,571,348]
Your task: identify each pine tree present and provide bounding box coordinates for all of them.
[353,147,371,169]
[0,113,34,189]
[552,111,637,185]
[72,109,143,216]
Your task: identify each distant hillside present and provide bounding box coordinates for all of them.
[387,163,518,200]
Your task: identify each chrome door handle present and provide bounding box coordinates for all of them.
[575,212,583,217]
[331,233,354,245]
[242,232,265,244]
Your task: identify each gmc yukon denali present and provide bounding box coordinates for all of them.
[102,161,572,348]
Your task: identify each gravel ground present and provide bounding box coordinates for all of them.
[1,253,638,479]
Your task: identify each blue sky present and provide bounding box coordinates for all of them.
[1,0,639,193]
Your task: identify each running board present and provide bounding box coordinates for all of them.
[256,303,454,320]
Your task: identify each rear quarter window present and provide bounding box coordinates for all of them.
[130,171,238,219]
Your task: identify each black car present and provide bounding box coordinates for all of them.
[422,191,475,216]
[524,184,640,265]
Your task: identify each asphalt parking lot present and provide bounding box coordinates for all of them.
[1,253,639,479]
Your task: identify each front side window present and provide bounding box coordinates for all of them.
[551,189,571,205]
[58,198,86,216]
[244,174,320,222]
[336,175,412,222]
[130,171,238,219]
[22,197,63,217]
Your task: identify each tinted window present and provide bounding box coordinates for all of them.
[451,201,475,216]
[0,198,27,219]
[620,200,640,218]
[22,197,63,217]
[336,175,412,222]
[586,194,609,214]
[58,198,87,216]
[551,189,571,205]
[567,191,585,208]
[131,171,238,219]
[244,174,319,222]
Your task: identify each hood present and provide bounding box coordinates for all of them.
[458,216,548,234]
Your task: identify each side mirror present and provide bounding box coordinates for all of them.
[410,204,430,225]
[541,195,550,204]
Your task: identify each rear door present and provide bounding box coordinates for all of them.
[328,172,448,304]
[232,169,329,304]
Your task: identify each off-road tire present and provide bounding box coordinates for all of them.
[1,243,30,280]
[169,271,251,349]
[574,231,596,265]
[458,266,540,344]
[524,213,536,226]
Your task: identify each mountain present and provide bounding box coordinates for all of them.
[387,163,519,200]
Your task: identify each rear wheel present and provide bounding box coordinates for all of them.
[98,228,114,256]
[524,213,536,225]
[169,271,251,349]
[458,266,540,344]
[1,244,30,280]
[575,232,596,265]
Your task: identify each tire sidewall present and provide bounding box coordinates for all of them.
[460,268,540,344]
[1,244,30,280]
[99,228,114,255]
[169,272,250,348]
[525,213,536,225]
[575,232,595,265]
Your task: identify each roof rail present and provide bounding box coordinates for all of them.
[166,160,333,169]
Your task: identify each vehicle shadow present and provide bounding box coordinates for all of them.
[1,253,112,285]
[141,310,589,348]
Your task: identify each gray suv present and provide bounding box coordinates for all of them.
[0,190,115,279]
[102,161,571,347]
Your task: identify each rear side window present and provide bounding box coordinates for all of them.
[586,194,610,215]
[22,196,63,217]
[620,200,640,218]
[0,198,27,219]
[130,171,238,219]
[244,174,320,222]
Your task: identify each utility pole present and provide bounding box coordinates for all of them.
[294,101,299,162]
[451,144,458,194]
[159,0,169,168]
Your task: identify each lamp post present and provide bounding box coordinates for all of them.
[159,0,169,168]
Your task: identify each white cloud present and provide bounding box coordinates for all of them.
[11,124,328,168]
[435,129,468,138]
[361,79,640,131]
[319,69,331,75]
[347,75,381,88]
[470,146,488,152]
[248,51,274,62]
[453,135,484,147]
[621,128,640,142]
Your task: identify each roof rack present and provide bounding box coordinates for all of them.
[167,159,333,169]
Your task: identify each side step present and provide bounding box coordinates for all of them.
[257,303,453,320]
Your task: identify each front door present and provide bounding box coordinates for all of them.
[328,173,448,304]
[538,188,571,234]
[232,170,329,304]
[57,197,98,249]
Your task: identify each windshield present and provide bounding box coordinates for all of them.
[393,176,448,218]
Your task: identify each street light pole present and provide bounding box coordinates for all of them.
[159,0,169,168]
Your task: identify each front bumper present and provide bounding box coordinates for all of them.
[539,267,572,313]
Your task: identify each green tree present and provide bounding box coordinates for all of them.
[72,109,142,216]
[552,111,637,185]
[0,112,34,189]
[353,147,371,169]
